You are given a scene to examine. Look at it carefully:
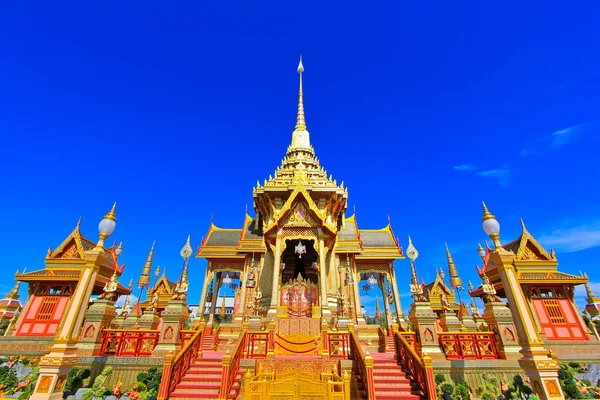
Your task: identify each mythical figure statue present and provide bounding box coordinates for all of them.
[99,271,119,300]
[147,291,159,310]
[440,292,452,312]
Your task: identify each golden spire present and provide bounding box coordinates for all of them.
[6,273,20,300]
[219,295,227,319]
[289,57,311,151]
[445,242,463,290]
[296,56,306,130]
[138,241,155,288]
[105,202,117,222]
[481,201,494,221]
[375,295,381,319]
[586,282,599,303]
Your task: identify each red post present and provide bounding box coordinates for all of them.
[422,354,437,400]
[157,350,175,400]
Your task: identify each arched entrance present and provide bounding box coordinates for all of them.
[280,239,319,284]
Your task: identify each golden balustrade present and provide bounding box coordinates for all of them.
[244,367,350,400]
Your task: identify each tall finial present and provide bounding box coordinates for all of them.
[76,216,82,230]
[138,241,154,288]
[6,277,21,300]
[445,242,463,290]
[296,56,306,130]
[481,201,502,250]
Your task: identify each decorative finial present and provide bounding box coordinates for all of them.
[477,243,485,260]
[294,56,308,133]
[481,201,493,221]
[406,236,419,261]
[445,242,462,290]
[105,202,117,221]
[138,241,154,288]
[481,202,502,250]
[6,279,21,300]
[180,235,193,259]
[96,202,118,249]
[116,242,123,257]
[76,216,82,230]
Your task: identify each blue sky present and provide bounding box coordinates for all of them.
[1,2,599,315]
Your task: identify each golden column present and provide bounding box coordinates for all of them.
[30,203,117,400]
[481,202,564,400]
[268,229,283,318]
[318,236,331,320]
[192,263,212,328]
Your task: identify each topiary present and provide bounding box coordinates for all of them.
[82,366,113,400]
[454,382,470,400]
[65,367,91,393]
[435,374,446,385]
[136,367,162,395]
[440,383,454,395]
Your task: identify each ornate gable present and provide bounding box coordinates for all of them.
[152,274,174,296]
[48,224,87,259]
[513,219,552,261]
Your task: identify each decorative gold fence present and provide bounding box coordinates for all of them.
[244,368,350,400]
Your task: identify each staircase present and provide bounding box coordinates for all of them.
[385,335,395,351]
[169,352,243,400]
[202,333,214,350]
[371,352,420,400]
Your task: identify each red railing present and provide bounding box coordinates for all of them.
[438,332,498,360]
[179,330,195,348]
[246,332,269,358]
[100,329,159,357]
[349,330,375,400]
[398,331,418,353]
[394,331,436,400]
[157,324,204,400]
[328,332,349,358]
[219,329,247,399]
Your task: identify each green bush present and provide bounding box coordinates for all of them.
[82,366,113,400]
[582,379,592,387]
[435,374,446,385]
[454,383,470,400]
[136,366,162,395]
[558,365,583,399]
[18,366,40,400]
[65,367,91,392]
[0,367,19,395]
[440,383,454,394]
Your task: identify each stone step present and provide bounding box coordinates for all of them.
[374,393,420,400]
[373,377,411,384]
[186,368,223,374]
[174,384,220,392]
[181,375,221,382]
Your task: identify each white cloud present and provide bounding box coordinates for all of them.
[521,123,593,156]
[538,223,600,252]
[454,164,476,171]
[477,165,511,187]
[453,164,512,187]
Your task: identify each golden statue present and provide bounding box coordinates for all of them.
[147,291,159,311]
[440,292,452,312]
[99,271,119,300]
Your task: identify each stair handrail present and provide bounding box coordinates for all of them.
[348,326,375,400]
[157,321,205,400]
[393,330,436,400]
[219,323,248,399]
[376,325,388,352]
